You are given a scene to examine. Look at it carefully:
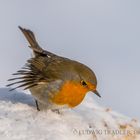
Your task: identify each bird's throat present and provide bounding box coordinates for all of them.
[51,81,88,107]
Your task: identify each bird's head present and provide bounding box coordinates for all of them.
[74,62,101,98]
[59,60,101,98]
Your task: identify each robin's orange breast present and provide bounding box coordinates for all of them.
[50,81,89,107]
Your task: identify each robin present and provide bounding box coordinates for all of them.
[7,26,101,111]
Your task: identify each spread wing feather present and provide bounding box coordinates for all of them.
[7,58,48,90]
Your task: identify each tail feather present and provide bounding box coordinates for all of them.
[18,26,45,55]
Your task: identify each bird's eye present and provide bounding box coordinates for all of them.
[81,80,87,87]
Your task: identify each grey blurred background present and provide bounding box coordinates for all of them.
[0,0,140,119]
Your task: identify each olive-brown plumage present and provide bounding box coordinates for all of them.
[7,26,100,111]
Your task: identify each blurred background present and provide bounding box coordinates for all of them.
[0,0,140,119]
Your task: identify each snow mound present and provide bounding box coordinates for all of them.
[0,88,140,140]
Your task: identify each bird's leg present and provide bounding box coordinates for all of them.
[35,100,40,111]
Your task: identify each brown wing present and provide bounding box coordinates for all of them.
[7,27,60,90]
[7,57,49,91]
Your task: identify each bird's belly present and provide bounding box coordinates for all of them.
[30,81,88,110]
[30,84,50,105]
[29,81,68,110]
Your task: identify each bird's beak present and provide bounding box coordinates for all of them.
[92,90,101,98]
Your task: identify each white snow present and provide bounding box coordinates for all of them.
[0,88,140,140]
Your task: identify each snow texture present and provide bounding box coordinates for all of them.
[0,88,140,140]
